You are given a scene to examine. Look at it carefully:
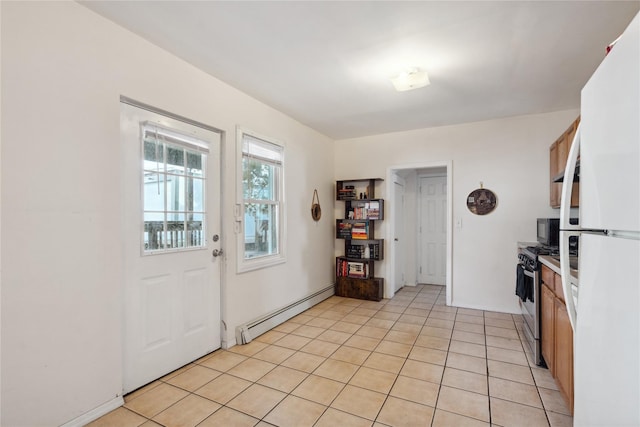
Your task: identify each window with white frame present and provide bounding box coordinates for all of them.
[237,129,285,271]
[142,123,208,254]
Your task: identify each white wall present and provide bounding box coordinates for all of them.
[335,110,579,313]
[0,2,334,425]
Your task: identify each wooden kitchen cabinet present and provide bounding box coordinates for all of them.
[549,141,560,208]
[541,283,556,376]
[554,272,565,302]
[555,297,574,412]
[550,117,580,208]
[540,264,574,413]
[541,264,555,290]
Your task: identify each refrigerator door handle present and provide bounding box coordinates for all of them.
[560,124,581,231]
[559,124,581,332]
[560,230,579,331]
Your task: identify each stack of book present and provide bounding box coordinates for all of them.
[348,261,367,278]
[366,201,380,220]
[351,222,368,239]
[346,243,379,259]
[338,222,352,238]
[346,246,363,259]
[347,201,381,220]
[336,258,369,278]
[366,244,379,259]
[337,185,356,200]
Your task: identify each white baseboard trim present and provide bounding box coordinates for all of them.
[60,396,124,427]
[234,284,334,345]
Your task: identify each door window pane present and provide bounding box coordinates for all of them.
[187,213,204,248]
[187,152,203,177]
[167,146,185,175]
[188,177,205,212]
[144,212,164,251]
[166,213,186,249]
[143,173,165,212]
[141,124,208,254]
[144,140,163,167]
[168,175,186,212]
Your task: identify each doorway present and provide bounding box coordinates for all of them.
[120,100,223,393]
[387,162,452,305]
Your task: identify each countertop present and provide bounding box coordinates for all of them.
[538,255,579,281]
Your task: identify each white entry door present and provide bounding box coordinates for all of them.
[419,176,447,285]
[121,101,222,393]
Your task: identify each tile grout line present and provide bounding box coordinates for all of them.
[263,297,361,426]
[429,285,453,427]
[485,308,493,427]
[367,285,440,425]
[112,286,568,427]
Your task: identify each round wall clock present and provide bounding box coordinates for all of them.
[466,186,497,215]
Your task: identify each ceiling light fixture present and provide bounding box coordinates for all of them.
[391,67,430,92]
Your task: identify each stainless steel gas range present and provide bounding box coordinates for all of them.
[516,244,557,366]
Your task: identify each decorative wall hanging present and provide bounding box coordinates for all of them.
[311,189,322,221]
[466,182,497,215]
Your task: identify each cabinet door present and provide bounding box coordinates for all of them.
[541,284,556,374]
[555,298,574,413]
[541,265,554,288]
[335,276,383,301]
[550,141,560,207]
[558,134,569,171]
[569,182,580,207]
[569,117,581,207]
[553,273,564,302]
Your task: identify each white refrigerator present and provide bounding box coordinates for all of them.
[559,12,639,426]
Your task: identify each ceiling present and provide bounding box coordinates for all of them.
[82,1,639,139]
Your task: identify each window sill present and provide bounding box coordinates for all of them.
[237,253,286,274]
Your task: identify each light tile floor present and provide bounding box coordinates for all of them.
[89,285,573,427]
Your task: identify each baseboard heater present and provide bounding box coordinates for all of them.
[235,284,334,345]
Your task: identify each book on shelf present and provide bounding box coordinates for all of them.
[346,201,381,220]
[347,261,367,278]
[366,201,380,219]
[337,258,348,277]
[346,246,362,258]
[345,242,379,260]
[338,221,352,238]
[338,185,356,200]
[351,222,368,239]
[336,258,370,278]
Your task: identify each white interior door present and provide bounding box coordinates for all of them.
[419,176,446,285]
[393,179,406,292]
[121,102,222,393]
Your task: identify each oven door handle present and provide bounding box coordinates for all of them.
[520,264,536,279]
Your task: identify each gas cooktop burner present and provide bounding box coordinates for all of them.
[518,245,560,270]
[525,245,557,256]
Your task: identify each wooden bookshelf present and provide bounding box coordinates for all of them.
[335,178,384,301]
